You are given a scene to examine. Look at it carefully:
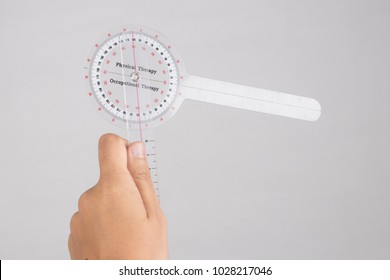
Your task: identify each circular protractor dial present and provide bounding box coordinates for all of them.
[84,26,187,129]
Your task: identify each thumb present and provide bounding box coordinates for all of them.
[127,142,160,217]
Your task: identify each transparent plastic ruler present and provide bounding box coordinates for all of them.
[83,25,322,197]
[126,129,159,197]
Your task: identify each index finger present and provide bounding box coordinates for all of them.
[98,133,129,177]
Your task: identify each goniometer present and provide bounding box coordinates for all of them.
[83,25,322,197]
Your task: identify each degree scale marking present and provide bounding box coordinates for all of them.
[90,32,179,124]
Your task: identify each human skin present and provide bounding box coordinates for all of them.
[68,134,168,259]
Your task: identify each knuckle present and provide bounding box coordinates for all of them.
[134,171,151,181]
[70,211,79,222]
[77,190,91,210]
[70,212,79,232]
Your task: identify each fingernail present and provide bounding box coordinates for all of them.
[131,142,146,158]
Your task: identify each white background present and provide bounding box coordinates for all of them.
[0,0,389,259]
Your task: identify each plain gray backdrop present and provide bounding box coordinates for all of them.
[0,0,389,259]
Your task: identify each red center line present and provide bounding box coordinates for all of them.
[131,32,143,142]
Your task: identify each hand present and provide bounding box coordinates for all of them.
[68,134,168,259]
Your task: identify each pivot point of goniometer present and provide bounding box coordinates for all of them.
[131,72,141,82]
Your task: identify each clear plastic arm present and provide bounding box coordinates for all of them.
[127,129,160,198]
[180,75,321,121]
